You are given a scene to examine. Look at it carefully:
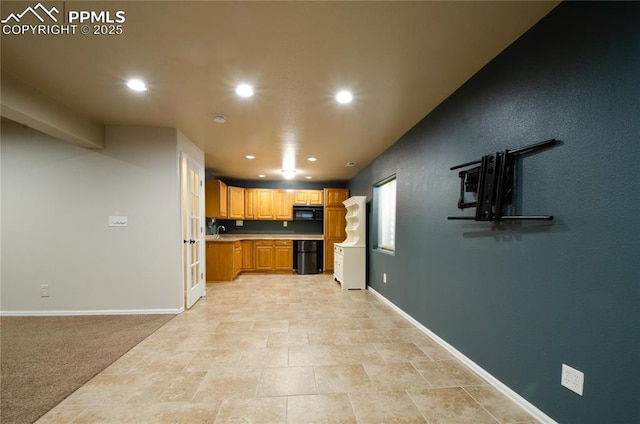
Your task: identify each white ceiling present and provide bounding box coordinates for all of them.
[1,1,558,182]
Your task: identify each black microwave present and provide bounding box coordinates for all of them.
[293,206,323,221]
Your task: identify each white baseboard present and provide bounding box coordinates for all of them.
[368,286,557,424]
[0,308,183,316]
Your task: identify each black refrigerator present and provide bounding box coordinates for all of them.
[295,240,322,274]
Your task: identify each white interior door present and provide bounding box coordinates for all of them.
[181,153,205,309]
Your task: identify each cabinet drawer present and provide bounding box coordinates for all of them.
[334,244,343,255]
[274,240,292,246]
[254,240,274,246]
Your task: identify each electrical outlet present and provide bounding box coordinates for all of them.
[283,221,288,227]
[561,364,584,396]
[40,285,49,297]
[383,273,387,283]
[108,215,128,227]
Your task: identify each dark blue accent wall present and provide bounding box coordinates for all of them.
[349,3,640,423]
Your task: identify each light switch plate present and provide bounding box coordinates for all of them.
[108,215,128,227]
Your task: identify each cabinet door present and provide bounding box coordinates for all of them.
[274,190,293,220]
[241,240,254,270]
[274,240,293,271]
[207,242,234,281]
[324,188,349,207]
[228,186,245,219]
[254,241,274,270]
[324,207,347,239]
[245,189,257,219]
[256,189,274,220]
[293,190,308,205]
[205,179,228,218]
[324,239,338,272]
[234,242,242,276]
[307,190,324,206]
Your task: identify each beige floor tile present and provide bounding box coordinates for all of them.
[381,327,436,344]
[289,345,345,367]
[192,367,261,401]
[257,366,317,396]
[129,350,196,373]
[36,404,88,423]
[287,393,357,424]
[375,342,432,362]
[349,390,427,423]
[464,385,537,424]
[214,321,255,334]
[314,364,374,393]
[252,320,290,332]
[62,374,145,405]
[184,348,239,371]
[408,387,499,424]
[267,331,309,347]
[308,328,389,345]
[235,346,289,368]
[207,332,269,348]
[127,371,207,403]
[363,362,431,391]
[215,397,287,424]
[414,336,455,360]
[70,402,220,424]
[412,359,486,388]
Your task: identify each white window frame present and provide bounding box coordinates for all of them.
[376,176,396,252]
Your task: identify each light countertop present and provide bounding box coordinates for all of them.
[205,234,324,242]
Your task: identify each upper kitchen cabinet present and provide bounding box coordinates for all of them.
[324,188,349,207]
[274,190,294,220]
[256,189,275,220]
[228,186,245,219]
[245,188,257,219]
[205,179,228,219]
[294,190,324,206]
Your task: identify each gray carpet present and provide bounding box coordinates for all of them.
[0,314,176,424]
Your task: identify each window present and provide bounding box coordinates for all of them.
[376,176,396,252]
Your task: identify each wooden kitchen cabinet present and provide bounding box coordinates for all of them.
[206,240,236,281]
[324,188,349,207]
[274,240,293,272]
[294,190,323,206]
[274,190,294,220]
[254,240,274,270]
[256,189,275,220]
[205,179,228,219]
[228,186,245,219]
[323,188,348,271]
[234,241,242,277]
[244,188,257,219]
[241,240,254,270]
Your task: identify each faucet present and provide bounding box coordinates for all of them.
[216,225,226,236]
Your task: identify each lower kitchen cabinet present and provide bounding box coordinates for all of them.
[254,240,274,271]
[274,240,293,272]
[241,240,254,270]
[206,241,237,282]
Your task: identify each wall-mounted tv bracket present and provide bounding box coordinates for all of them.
[448,139,557,222]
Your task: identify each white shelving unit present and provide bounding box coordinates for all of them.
[334,196,366,290]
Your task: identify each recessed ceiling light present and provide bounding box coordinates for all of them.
[212,114,227,124]
[346,161,357,167]
[281,169,296,180]
[235,83,254,97]
[307,157,317,162]
[126,78,147,92]
[245,155,255,160]
[257,174,266,178]
[305,176,313,179]
[336,90,353,104]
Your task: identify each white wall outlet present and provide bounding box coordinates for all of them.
[383,273,387,283]
[108,215,128,227]
[236,220,244,226]
[40,285,49,297]
[283,221,288,227]
[561,364,584,396]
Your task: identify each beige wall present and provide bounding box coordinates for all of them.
[0,122,192,314]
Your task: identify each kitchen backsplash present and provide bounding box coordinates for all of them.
[208,219,323,235]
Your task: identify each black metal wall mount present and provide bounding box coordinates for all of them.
[448,139,557,222]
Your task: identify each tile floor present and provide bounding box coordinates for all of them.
[38,274,540,424]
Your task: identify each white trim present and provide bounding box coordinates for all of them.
[368,286,558,424]
[0,308,183,317]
